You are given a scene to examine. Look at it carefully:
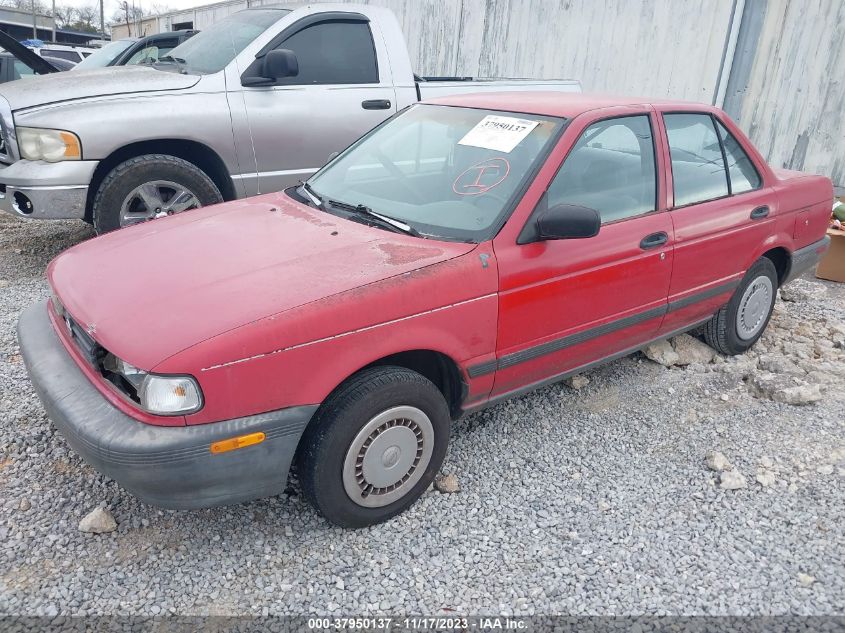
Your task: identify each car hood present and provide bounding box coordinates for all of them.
[48,192,476,369]
[0,66,199,111]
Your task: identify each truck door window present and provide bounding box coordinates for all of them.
[547,115,657,224]
[13,60,35,80]
[664,113,729,206]
[276,21,378,85]
[715,120,762,194]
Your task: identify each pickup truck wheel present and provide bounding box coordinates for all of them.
[298,366,450,528]
[92,154,223,233]
[703,258,778,355]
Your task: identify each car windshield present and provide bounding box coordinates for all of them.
[307,104,564,242]
[159,9,289,75]
[72,39,135,70]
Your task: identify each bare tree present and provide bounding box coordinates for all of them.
[52,4,76,28]
[0,0,49,13]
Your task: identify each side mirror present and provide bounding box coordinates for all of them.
[242,49,298,86]
[537,203,601,240]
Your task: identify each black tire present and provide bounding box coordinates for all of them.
[92,154,223,233]
[703,257,778,355]
[298,366,451,528]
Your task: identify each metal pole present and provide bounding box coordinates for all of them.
[31,0,37,39]
[51,0,56,42]
[100,0,105,40]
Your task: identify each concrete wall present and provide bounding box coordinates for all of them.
[154,0,844,186]
[732,0,845,186]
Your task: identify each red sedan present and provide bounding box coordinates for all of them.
[19,93,832,527]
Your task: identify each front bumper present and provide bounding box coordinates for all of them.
[18,301,318,509]
[0,160,98,219]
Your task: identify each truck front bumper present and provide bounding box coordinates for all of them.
[18,301,318,509]
[0,160,98,220]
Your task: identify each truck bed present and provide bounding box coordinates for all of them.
[416,77,581,101]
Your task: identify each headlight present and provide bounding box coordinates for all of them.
[105,353,203,415]
[140,375,203,415]
[16,127,81,162]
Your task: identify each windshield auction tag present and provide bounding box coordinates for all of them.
[458,115,540,153]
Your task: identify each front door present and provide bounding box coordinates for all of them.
[491,109,674,397]
[236,17,397,194]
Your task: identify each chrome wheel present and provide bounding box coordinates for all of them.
[342,406,434,508]
[119,180,200,226]
[736,274,774,340]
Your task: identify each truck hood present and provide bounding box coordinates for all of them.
[48,192,475,369]
[0,66,200,111]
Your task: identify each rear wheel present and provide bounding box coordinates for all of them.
[92,154,222,233]
[298,366,450,528]
[703,257,778,355]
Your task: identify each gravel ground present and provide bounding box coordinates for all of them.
[0,214,843,617]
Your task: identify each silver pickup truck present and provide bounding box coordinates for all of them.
[0,3,579,232]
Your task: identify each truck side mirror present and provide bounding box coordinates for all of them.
[537,203,601,240]
[242,48,298,86]
[262,48,298,80]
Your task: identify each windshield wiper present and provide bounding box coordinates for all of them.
[158,55,186,64]
[298,181,323,207]
[326,199,420,237]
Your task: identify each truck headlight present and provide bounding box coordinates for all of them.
[16,127,81,162]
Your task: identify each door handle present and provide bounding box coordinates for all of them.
[640,231,669,250]
[362,99,391,110]
[750,205,770,220]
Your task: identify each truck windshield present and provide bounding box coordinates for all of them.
[160,9,289,75]
[307,104,564,242]
[73,39,135,70]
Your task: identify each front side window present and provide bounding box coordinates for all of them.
[307,104,563,242]
[716,120,761,194]
[275,21,378,85]
[664,113,729,206]
[547,115,656,224]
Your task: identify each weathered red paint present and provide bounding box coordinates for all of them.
[46,93,833,427]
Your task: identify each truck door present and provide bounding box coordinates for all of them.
[490,109,674,397]
[236,15,397,194]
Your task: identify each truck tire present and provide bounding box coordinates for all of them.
[703,257,778,355]
[298,366,451,528]
[92,154,223,233]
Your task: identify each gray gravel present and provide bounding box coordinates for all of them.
[1,214,843,616]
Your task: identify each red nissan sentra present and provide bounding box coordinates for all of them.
[18,93,832,527]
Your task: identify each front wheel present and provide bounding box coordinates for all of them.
[703,257,778,355]
[298,366,451,528]
[92,154,223,233]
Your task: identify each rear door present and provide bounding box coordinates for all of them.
[657,110,773,333]
[237,14,397,194]
[490,107,674,397]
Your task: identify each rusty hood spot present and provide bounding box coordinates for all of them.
[377,242,445,265]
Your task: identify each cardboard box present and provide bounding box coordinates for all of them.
[816,227,845,283]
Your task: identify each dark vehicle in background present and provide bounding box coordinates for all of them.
[0,31,73,84]
[72,30,198,71]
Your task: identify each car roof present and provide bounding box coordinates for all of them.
[422,91,718,119]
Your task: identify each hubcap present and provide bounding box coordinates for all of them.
[342,406,434,508]
[119,180,201,227]
[736,275,773,340]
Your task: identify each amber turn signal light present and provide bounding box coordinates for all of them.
[210,432,266,454]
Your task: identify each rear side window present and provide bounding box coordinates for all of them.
[664,113,728,206]
[716,120,761,194]
[547,115,657,224]
[42,49,79,62]
[276,21,378,85]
